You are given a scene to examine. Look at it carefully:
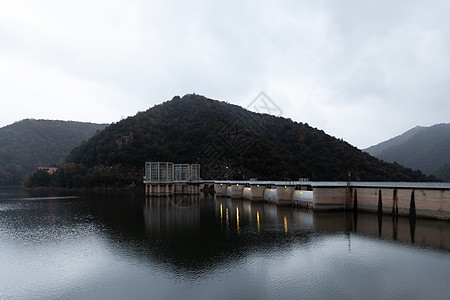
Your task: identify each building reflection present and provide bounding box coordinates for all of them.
[214,197,314,236]
[143,194,203,237]
[140,194,450,255]
[84,192,449,276]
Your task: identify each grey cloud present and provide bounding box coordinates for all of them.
[0,0,449,148]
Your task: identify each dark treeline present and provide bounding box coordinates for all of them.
[27,94,438,188]
[0,119,107,186]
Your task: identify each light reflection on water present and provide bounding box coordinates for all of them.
[0,188,449,299]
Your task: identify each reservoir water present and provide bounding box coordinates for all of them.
[1,188,449,299]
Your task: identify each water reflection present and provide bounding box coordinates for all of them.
[236,206,240,235]
[212,197,450,251]
[108,195,321,274]
[378,209,383,237]
[257,211,260,234]
[392,214,398,240]
[143,195,202,237]
[284,216,288,235]
[2,191,448,256]
[1,190,449,299]
[410,215,416,244]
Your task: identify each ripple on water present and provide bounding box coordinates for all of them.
[2,192,450,300]
[0,203,20,211]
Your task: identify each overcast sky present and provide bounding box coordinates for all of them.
[1,0,449,149]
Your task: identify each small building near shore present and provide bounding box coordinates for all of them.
[38,166,58,175]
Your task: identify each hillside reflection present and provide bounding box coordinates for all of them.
[28,190,444,275]
[1,190,449,278]
[138,195,450,252]
[2,189,449,300]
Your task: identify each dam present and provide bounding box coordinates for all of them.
[213,180,450,220]
[142,162,450,220]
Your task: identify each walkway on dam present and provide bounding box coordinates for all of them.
[211,180,450,189]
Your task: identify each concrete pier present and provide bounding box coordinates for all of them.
[145,183,174,196]
[276,184,296,206]
[230,184,245,199]
[249,184,265,201]
[348,184,450,220]
[145,182,200,196]
[214,183,228,197]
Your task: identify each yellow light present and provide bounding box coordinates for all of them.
[226,208,229,232]
[257,184,260,187]
[284,216,288,235]
[285,186,287,189]
[236,184,239,186]
[236,207,240,235]
[257,211,260,234]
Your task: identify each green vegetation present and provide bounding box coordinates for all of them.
[0,119,107,186]
[31,94,436,188]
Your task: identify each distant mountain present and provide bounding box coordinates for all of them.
[0,119,107,186]
[435,163,450,181]
[365,126,426,156]
[364,123,450,180]
[35,94,435,188]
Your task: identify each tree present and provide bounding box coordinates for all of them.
[26,169,51,187]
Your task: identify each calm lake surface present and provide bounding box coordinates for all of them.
[1,188,449,299]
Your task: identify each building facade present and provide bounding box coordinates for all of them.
[144,162,201,196]
[145,162,200,183]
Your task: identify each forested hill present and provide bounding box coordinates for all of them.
[364,123,450,180]
[364,126,426,157]
[0,119,107,186]
[49,94,435,188]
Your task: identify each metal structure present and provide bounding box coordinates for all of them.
[144,162,201,196]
